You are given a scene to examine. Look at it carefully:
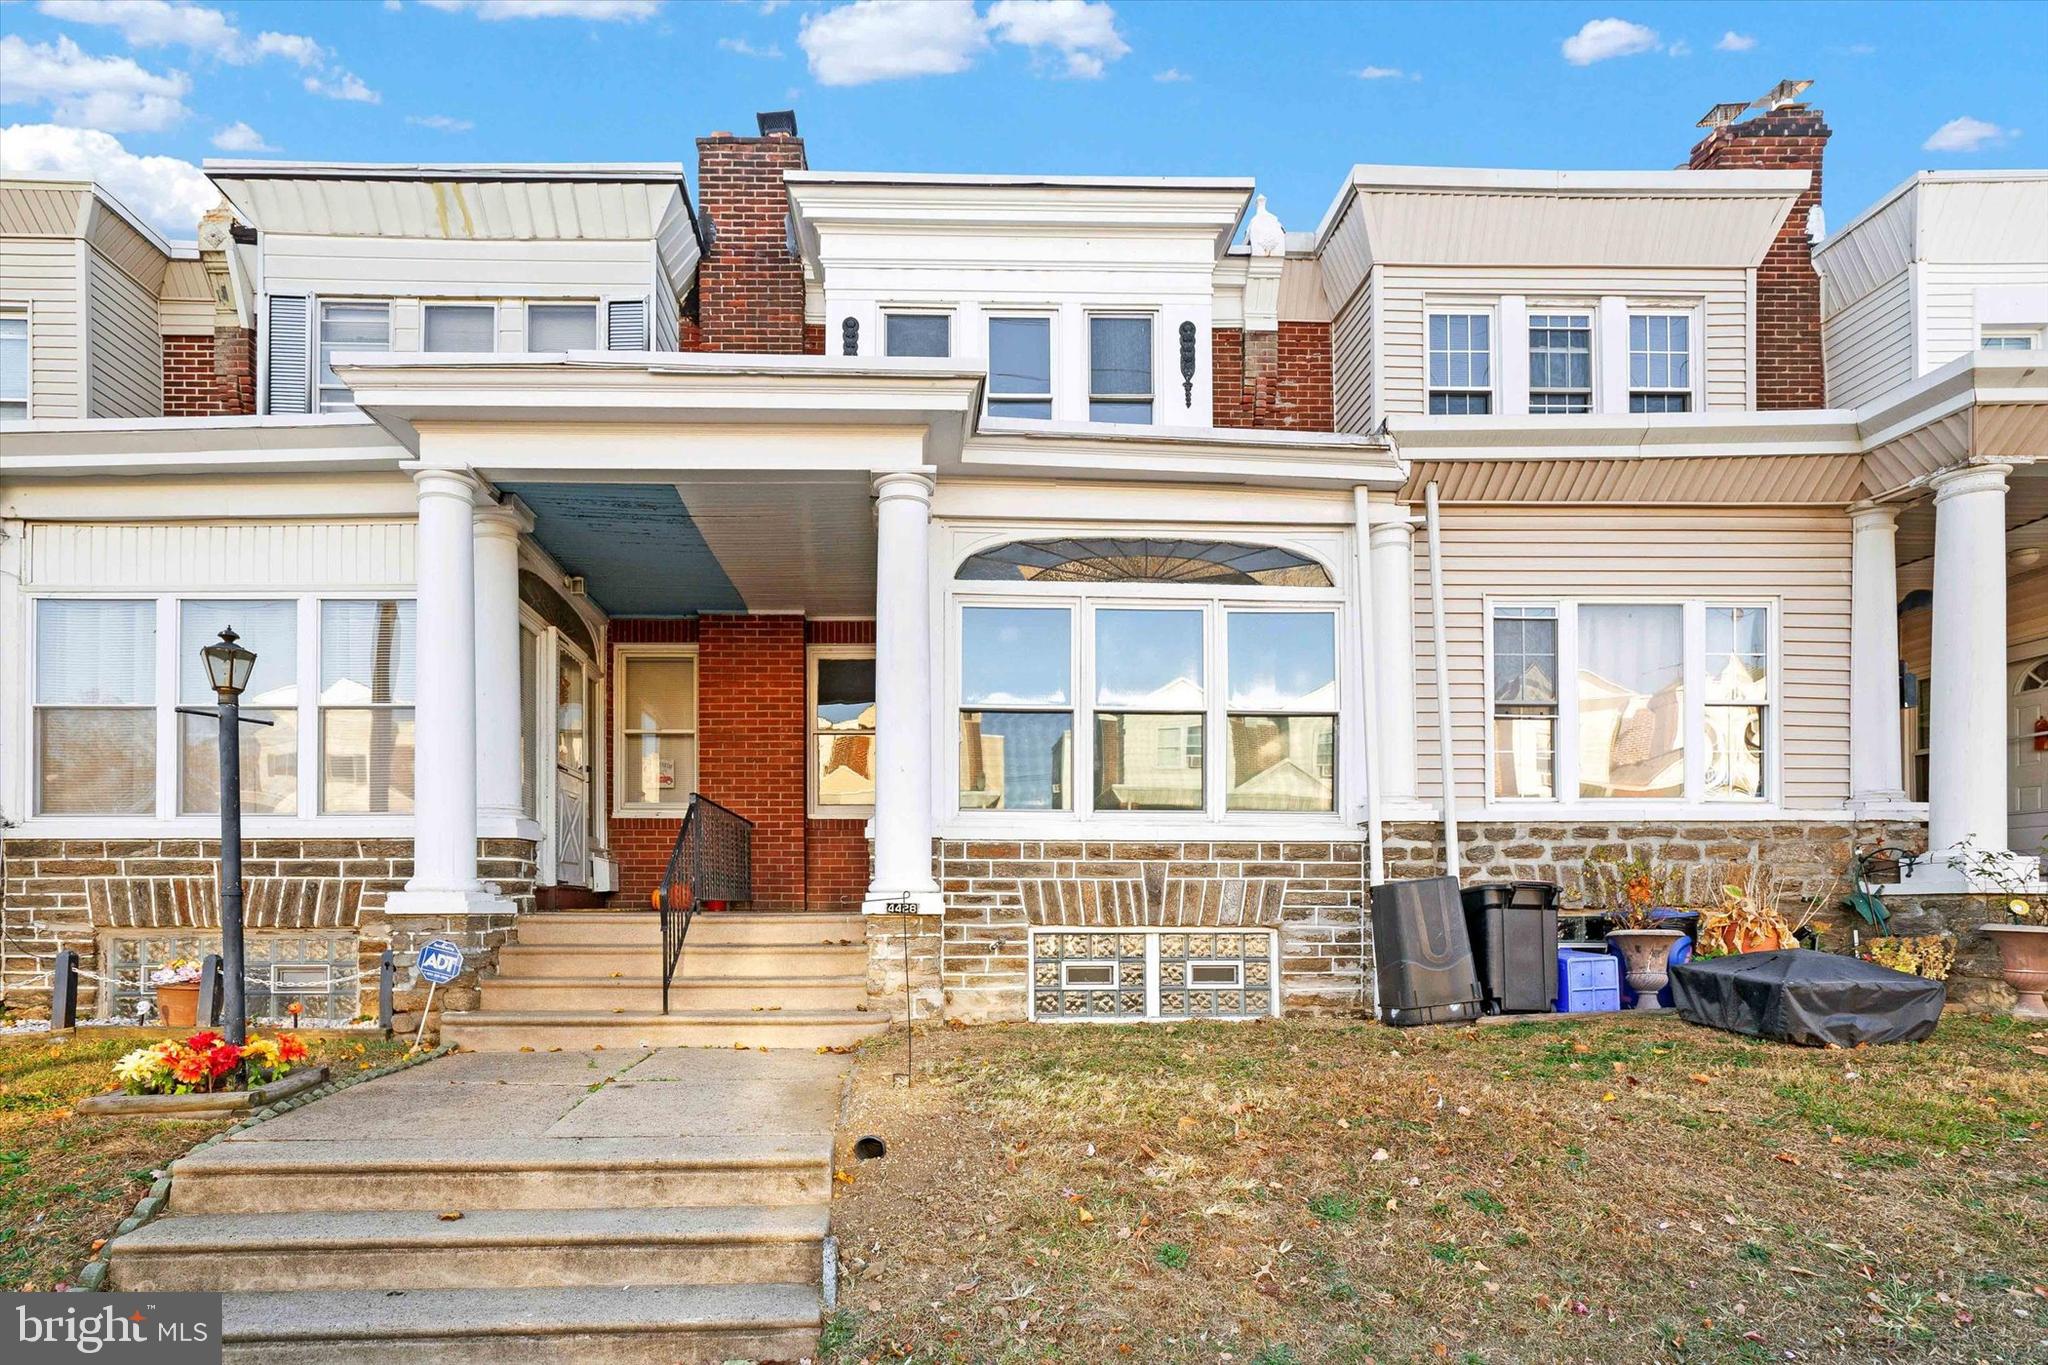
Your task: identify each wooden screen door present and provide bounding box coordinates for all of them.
[553,646,592,886]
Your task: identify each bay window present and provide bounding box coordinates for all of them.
[1489,599,1773,804]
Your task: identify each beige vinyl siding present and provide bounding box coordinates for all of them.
[1330,280,1373,434]
[1410,506,1852,810]
[1901,568,2048,679]
[0,237,83,418]
[85,247,164,418]
[1921,262,2048,368]
[1822,270,1914,407]
[260,233,660,308]
[157,258,213,336]
[1378,265,1750,415]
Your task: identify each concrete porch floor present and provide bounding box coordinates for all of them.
[113,1047,855,1362]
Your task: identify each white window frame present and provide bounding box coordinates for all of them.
[20,591,417,832]
[1627,307,1700,412]
[1981,327,2042,352]
[611,643,699,818]
[1085,311,1157,424]
[807,643,875,820]
[1526,306,1596,414]
[316,299,392,413]
[883,310,953,359]
[948,547,1347,831]
[317,596,418,817]
[1482,595,1779,815]
[525,300,600,352]
[1426,305,1496,415]
[422,301,499,354]
[986,312,1055,420]
[0,303,30,420]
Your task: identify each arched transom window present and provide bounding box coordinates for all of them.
[956,538,1334,588]
[2017,658,2048,694]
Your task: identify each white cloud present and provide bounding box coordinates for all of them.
[305,70,380,103]
[1716,30,1756,52]
[800,0,987,86]
[419,0,661,18]
[1561,17,1659,65]
[986,0,1128,79]
[0,34,191,133]
[1153,67,1190,83]
[407,113,475,132]
[252,32,328,67]
[1666,38,1690,58]
[1356,64,1408,80]
[1923,116,2017,153]
[210,120,274,152]
[719,36,784,58]
[0,122,216,232]
[38,1,327,69]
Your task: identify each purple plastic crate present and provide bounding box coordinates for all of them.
[1556,947,1621,1014]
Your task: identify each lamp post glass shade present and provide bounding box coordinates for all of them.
[202,627,258,698]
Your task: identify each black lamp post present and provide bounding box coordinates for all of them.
[200,628,258,1046]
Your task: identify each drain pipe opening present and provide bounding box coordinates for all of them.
[853,1135,888,1160]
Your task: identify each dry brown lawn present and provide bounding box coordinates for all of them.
[0,1028,411,1291]
[826,1013,2046,1365]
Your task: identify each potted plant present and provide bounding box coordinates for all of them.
[1693,862,1813,957]
[149,958,203,1028]
[1953,837,2048,1019]
[1583,856,1688,1009]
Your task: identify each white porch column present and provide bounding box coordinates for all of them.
[1369,515,1419,804]
[865,470,942,914]
[474,497,533,832]
[1849,504,1906,802]
[386,467,512,916]
[1926,463,2011,862]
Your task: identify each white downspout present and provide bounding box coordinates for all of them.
[1351,485,1385,888]
[1423,481,1459,880]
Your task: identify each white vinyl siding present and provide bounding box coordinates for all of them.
[1330,280,1374,434]
[1410,507,1850,812]
[1820,271,1915,407]
[84,248,164,419]
[1922,262,2048,369]
[0,239,83,418]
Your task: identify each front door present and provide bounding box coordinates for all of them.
[2008,657,2048,866]
[554,648,592,886]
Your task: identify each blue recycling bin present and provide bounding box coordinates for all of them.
[1556,946,1621,1013]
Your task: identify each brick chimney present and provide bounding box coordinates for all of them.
[1689,100,1830,409]
[688,114,815,353]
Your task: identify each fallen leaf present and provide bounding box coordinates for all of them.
[1689,1074,1713,1085]
[1774,1152,1802,1166]
[439,1211,463,1221]
[1077,1206,1096,1224]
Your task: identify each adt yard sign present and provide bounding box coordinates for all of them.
[417,939,464,984]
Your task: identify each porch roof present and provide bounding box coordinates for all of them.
[1857,350,2048,499]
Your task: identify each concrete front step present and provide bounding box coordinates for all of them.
[219,1284,819,1365]
[170,1136,832,1213]
[441,1008,886,1052]
[514,911,864,950]
[484,974,867,1013]
[497,941,864,980]
[515,912,664,947]
[110,1204,827,1292]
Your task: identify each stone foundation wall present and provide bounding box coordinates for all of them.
[0,836,535,1036]
[864,911,943,1023]
[936,838,1368,1021]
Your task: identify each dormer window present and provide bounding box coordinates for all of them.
[1629,312,1693,412]
[1982,328,2040,351]
[1088,315,1153,423]
[989,316,1052,418]
[885,313,951,358]
[1528,311,1593,414]
[317,302,391,413]
[528,303,597,351]
[0,310,26,420]
[424,303,497,353]
[1427,311,1492,414]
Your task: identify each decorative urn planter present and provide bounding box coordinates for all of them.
[1607,928,1686,1010]
[154,982,200,1028]
[1980,923,2048,1018]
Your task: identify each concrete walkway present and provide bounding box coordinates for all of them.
[110,1047,853,1363]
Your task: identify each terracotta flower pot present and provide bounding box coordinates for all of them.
[1980,923,2048,1019]
[1607,928,1686,1010]
[154,982,200,1028]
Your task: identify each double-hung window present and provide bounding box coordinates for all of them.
[1088,315,1153,423]
[1528,311,1593,413]
[528,303,597,351]
[1489,599,1772,804]
[960,607,1075,810]
[1630,313,1693,412]
[810,648,876,814]
[180,600,299,816]
[320,600,416,813]
[616,650,697,812]
[1428,312,1492,414]
[423,303,497,353]
[317,302,390,412]
[1224,612,1338,811]
[34,600,156,815]
[885,313,951,358]
[1094,609,1205,811]
[0,309,27,419]
[988,316,1053,418]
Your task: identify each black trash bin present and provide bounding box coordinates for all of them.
[1371,876,1484,1026]
[1459,881,1561,1014]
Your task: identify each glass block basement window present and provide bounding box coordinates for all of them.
[103,932,361,1026]
[1031,928,1277,1021]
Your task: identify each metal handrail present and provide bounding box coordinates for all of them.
[655,793,755,1013]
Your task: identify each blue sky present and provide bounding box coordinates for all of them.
[1,0,2041,238]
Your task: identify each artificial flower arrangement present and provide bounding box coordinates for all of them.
[113,1030,310,1096]
[147,958,203,987]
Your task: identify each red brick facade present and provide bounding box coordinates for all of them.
[606,615,874,911]
[689,133,809,353]
[1212,323,1334,431]
[161,327,257,417]
[1689,104,1830,410]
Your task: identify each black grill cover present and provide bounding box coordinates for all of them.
[1668,950,1945,1048]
